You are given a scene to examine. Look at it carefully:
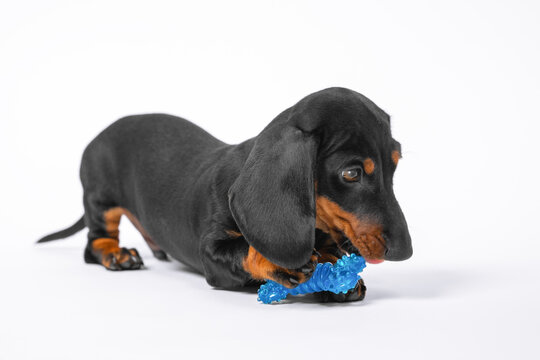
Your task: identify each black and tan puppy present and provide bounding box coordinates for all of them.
[38,87,412,302]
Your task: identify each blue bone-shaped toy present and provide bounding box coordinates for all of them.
[257,254,366,304]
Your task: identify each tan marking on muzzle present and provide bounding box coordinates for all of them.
[315,195,385,260]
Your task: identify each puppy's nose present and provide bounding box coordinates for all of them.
[384,245,413,261]
[383,229,412,261]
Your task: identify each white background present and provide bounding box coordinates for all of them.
[1,0,539,359]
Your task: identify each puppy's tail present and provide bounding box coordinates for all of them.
[37,215,86,243]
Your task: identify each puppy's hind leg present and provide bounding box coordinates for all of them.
[122,210,169,261]
[83,198,144,271]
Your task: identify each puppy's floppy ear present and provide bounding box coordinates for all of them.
[228,125,317,269]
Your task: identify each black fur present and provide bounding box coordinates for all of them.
[38,87,412,299]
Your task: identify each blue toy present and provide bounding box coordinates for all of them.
[257,253,366,304]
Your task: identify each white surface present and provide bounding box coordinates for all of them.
[1,1,539,359]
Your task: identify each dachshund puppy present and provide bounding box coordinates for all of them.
[38,87,412,302]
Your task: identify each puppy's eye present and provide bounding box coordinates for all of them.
[341,169,362,182]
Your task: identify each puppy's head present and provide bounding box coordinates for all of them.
[229,87,412,268]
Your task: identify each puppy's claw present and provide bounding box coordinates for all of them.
[103,247,144,271]
[129,248,144,267]
[152,249,169,261]
[107,255,120,271]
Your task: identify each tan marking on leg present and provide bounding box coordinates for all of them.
[242,246,284,280]
[103,207,124,239]
[103,206,161,254]
[242,246,313,288]
[91,208,145,269]
[318,252,339,264]
[92,238,120,255]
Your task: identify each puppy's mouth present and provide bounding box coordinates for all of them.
[337,231,385,264]
[366,258,384,264]
[315,195,386,264]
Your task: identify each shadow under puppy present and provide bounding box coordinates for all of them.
[38,87,412,302]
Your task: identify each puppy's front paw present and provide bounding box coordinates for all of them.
[243,247,319,288]
[272,251,319,288]
[316,279,366,302]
